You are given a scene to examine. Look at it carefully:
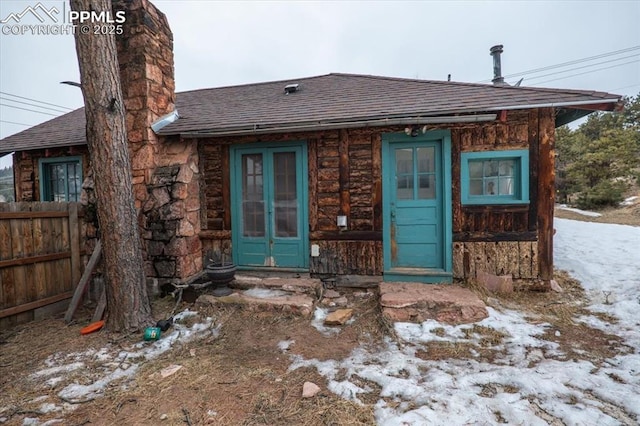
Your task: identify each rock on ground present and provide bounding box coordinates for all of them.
[302,381,321,398]
[324,309,354,326]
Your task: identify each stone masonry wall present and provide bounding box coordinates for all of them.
[142,142,202,283]
[113,0,201,284]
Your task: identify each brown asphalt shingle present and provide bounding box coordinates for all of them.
[0,73,621,154]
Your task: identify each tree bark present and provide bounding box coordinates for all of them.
[71,0,152,331]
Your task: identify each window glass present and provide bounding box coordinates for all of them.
[242,154,265,237]
[461,150,528,205]
[395,148,414,199]
[273,152,298,238]
[41,158,82,202]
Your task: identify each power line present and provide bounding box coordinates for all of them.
[0,120,35,127]
[505,45,640,79]
[0,97,70,114]
[523,53,640,82]
[609,83,640,92]
[477,45,640,83]
[529,60,640,86]
[0,103,60,117]
[0,91,74,111]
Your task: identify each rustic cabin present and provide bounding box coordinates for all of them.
[0,0,623,319]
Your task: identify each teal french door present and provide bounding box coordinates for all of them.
[231,144,308,269]
[382,131,452,282]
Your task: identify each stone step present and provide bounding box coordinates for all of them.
[232,274,322,297]
[196,290,315,317]
[379,282,488,324]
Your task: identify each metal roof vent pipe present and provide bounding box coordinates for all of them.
[490,44,506,85]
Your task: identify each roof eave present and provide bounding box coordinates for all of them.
[484,97,622,112]
[159,97,623,137]
[171,113,499,138]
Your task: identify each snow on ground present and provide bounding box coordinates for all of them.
[6,310,218,423]
[557,204,603,217]
[6,219,639,425]
[287,219,640,425]
[620,196,638,206]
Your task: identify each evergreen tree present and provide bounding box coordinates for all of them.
[555,94,640,209]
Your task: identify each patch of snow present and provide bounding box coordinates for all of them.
[37,403,60,414]
[278,339,295,351]
[555,219,640,347]
[30,362,84,378]
[620,195,638,206]
[557,204,602,217]
[58,366,139,403]
[243,288,289,298]
[24,309,217,421]
[172,309,198,321]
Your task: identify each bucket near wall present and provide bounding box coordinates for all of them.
[143,327,162,341]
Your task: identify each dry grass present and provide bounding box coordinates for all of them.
[1,292,380,425]
[463,268,631,366]
[555,202,640,227]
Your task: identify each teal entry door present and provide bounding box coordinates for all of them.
[383,131,452,282]
[231,144,308,269]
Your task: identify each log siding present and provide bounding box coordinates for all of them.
[197,107,555,283]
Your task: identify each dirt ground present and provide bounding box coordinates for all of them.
[1,291,385,426]
[1,203,637,426]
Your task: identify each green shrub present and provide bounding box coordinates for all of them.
[575,180,628,210]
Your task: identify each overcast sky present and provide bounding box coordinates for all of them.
[1,0,639,168]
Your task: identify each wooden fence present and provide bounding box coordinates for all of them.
[0,202,83,329]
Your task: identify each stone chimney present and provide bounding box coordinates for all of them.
[490,44,505,85]
[113,0,175,188]
[112,0,202,286]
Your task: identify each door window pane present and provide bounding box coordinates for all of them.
[396,148,413,199]
[242,154,265,237]
[417,147,434,173]
[418,174,435,199]
[417,147,436,199]
[273,152,298,237]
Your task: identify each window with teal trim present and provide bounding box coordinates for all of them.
[39,157,82,202]
[461,150,529,205]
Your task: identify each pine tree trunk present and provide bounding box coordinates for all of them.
[71,0,152,332]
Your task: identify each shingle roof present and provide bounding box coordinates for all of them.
[1,108,86,155]
[0,73,622,154]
